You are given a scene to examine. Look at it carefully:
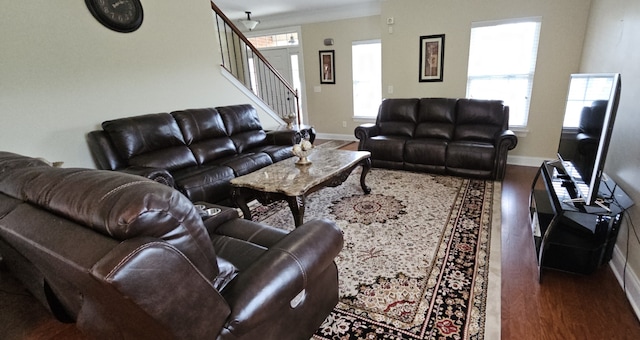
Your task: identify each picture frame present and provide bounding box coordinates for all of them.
[419,34,445,82]
[319,50,335,84]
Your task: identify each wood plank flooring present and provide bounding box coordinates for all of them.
[1,141,638,339]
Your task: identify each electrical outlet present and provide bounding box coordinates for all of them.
[342,121,347,128]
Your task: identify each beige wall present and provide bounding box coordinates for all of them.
[0,1,275,168]
[580,0,640,297]
[301,16,382,136]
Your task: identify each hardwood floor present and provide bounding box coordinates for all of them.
[1,141,639,339]
[501,165,640,339]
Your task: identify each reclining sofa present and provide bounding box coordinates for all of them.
[87,104,299,204]
[355,98,518,180]
[0,151,343,339]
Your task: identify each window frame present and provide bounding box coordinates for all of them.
[466,17,542,128]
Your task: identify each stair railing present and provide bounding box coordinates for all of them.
[211,2,300,125]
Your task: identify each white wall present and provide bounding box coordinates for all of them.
[580,0,640,317]
[0,1,273,168]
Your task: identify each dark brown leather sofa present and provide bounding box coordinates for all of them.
[0,151,342,339]
[355,98,518,180]
[87,104,300,204]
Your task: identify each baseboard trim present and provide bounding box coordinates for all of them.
[609,244,640,322]
[315,133,357,141]
[507,155,548,167]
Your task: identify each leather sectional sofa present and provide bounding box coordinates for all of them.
[87,104,300,204]
[0,151,342,339]
[355,98,518,180]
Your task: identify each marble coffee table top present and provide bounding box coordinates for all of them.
[230,149,370,196]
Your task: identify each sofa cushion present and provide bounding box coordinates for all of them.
[415,98,457,139]
[376,99,419,137]
[172,165,236,203]
[447,141,495,173]
[247,145,293,163]
[404,138,448,166]
[212,152,273,177]
[454,99,506,143]
[217,105,268,153]
[0,165,219,281]
[102,113,197,171]
[171,108,238,164]
[362,136,407,163]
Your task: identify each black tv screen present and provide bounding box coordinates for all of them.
[557,73,621,206]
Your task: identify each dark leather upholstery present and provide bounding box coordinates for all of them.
[87,105,300,204]
[355,98,518,180]
[0,151,342,339]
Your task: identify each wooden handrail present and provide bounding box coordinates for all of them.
[210,2,301,124]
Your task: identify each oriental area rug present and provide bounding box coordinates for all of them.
[251,168,501,340]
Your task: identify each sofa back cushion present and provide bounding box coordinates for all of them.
[454,99,507,143]
[0,161,219,282]
[217,105,267,153]
[414,98,457,139]
[102,113,197,171]
[171,108,238,164]
[376,99,419,137]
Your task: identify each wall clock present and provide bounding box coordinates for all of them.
[85,0,144,33]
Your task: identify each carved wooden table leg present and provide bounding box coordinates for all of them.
[232,188,252,221]
[286,195,306,227]
[360,157,371,194]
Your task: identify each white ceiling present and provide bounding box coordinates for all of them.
[213,0,381,29]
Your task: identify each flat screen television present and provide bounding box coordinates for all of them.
[556,73,621,207]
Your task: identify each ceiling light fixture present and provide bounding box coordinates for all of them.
[240,11,259,31]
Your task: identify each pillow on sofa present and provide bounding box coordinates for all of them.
[102,113,198,171]
[377,98,419,137]
[217,105,268,153]
[171,108,237,164]
[454,99,506,143]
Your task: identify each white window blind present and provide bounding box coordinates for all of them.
[352,40,382,118]
[466,18,541,127]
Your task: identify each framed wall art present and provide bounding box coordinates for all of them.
[419,34,445,82]
[319,50,335,84]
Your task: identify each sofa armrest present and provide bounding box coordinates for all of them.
[86,130,126,171]
[219,218,343,337]
[200,203,242,235]
[354,123,379,140]
[89,237,229,339]
[119,166,175,187]
[493,129,518,180]
[497,129,518,150]
[266,129,301,145]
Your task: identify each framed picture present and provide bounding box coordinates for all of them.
[419,34,445,82]
[319,50,335,84]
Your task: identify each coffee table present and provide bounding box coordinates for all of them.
[230,149,371,227]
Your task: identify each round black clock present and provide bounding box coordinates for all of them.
[85,0,143,33]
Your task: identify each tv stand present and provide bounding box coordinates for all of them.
[529,160,633,282]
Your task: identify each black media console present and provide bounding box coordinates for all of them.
[529,160,633,282]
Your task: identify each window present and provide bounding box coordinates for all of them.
[248,33,298,47]
[466,18,541,127]
[352,40,381,118]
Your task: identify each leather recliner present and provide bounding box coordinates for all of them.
[0,151,342,339]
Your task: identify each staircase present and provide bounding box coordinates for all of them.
[211,2,300,125]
